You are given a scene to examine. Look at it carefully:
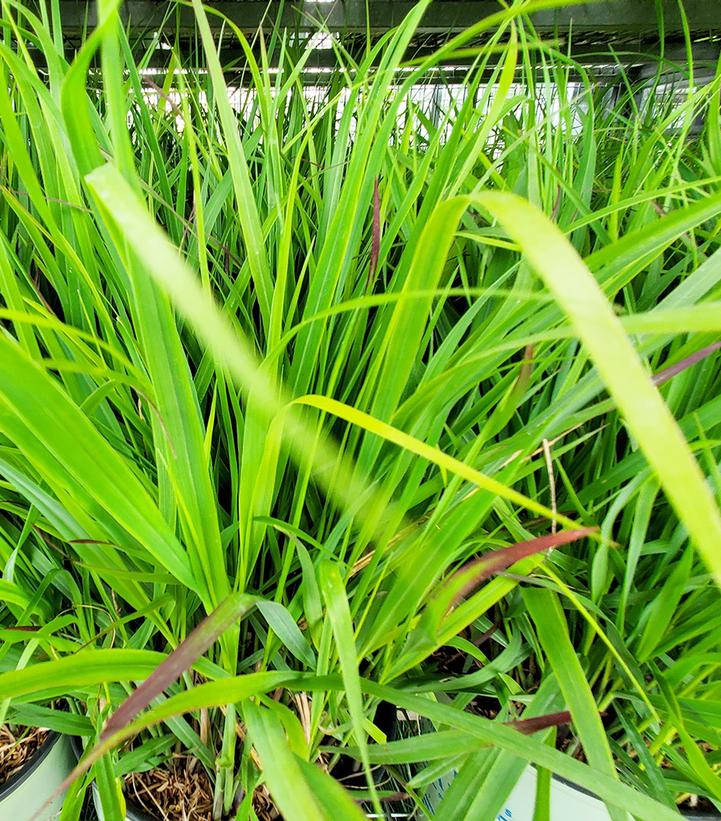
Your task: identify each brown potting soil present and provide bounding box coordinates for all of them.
[0,724,50,789]
[125,755,278,820]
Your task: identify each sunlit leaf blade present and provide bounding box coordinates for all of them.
[471,191,721,586]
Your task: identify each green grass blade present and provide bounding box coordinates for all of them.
[318,560,380,813]
[474,191,721,586]
[244,701,325,821]
[523,587,622,820]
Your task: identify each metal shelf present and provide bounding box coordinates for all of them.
[38,1,721,37]
[24,1,721,81]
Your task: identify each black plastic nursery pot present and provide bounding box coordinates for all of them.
[0,731,76,820]
[86,756,721,821]
[73,721,721,820]
[67,736,152,821]
[92,783,156,821]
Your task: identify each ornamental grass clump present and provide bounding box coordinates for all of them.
[0,0,720,818]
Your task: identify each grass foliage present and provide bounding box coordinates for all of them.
[0,0,721,817]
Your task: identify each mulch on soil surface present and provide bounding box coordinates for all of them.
[125,755,279,820]
[126,756,214,820]
[0,725,50,789]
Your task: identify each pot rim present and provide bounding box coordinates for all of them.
[106,758,721,821]
[91,780,157,821]
[0,729,61,803]
[70,737,156,821]
[72,736,721,821]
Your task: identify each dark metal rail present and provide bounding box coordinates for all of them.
[35,1,721,36]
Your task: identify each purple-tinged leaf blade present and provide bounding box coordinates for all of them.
[101,592,256,741]
[653,342,721,386]
[507,710,572,735]
[30,593,257,820]
[369,177,381,284]
[413,529,596,650]
[447,528,597,608]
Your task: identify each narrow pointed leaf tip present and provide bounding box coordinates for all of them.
[446,528,597,609]
[653,341,721,386]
